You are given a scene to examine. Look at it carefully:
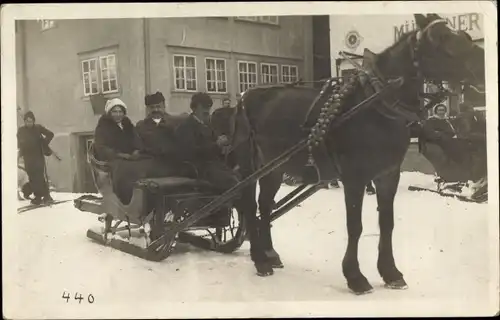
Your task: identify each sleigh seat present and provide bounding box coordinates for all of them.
[76,143,230,228]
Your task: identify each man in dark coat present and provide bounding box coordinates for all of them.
[175,92,240,193]
[136,91,193,178]
[17,111,54,205]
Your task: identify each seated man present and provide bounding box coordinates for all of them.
[175,92,240,193]
[136,91,194,178]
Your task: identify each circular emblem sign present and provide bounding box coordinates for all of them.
[345,30,362,50]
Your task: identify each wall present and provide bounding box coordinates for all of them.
[148,16,313,114]
[20,19,145,191]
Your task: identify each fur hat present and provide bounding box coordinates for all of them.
[145,91,165,106]
[23,111,35,121]
[190,92,213,110]
[104,98,127,114]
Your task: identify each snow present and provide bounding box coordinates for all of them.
[3,172,498,318]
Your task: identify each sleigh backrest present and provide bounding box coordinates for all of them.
[87,143,113,195]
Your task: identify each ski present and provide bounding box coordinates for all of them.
[17,199,72,214]
[408,186,486,203]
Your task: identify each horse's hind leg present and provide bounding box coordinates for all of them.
[258,171,284,268]
[373,169,408,289]
[342,177,373,294]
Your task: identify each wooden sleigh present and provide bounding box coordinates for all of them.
[73,143,247,261]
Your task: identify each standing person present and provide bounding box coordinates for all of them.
[17,111,54,205]
[175,92,239,193]
[221,97,231,108]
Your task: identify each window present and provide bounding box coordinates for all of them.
[39,19,56,31]
[86,138,94,164]
[238,61,258,93]
[260,63,278,84]
[81,54,118,96]
[99,55,118,94]
[81,58,99,96]
[205,58,227,93]
[281,65,299,84]
[173,55,197,91]
[235,16,279,25]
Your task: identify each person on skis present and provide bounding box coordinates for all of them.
[17,111,54,205]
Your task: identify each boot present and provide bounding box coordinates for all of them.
[43,194,54,204]
[30,197,43,205]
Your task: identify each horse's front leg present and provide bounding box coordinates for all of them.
[342,178,373,294]
[258,171,284,268]
[373,169,408,289]
[239,183,274,276]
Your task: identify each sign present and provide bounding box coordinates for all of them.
[345,30,362,50]
[393,13,483,42]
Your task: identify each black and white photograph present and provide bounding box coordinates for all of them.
[1,2,498,318]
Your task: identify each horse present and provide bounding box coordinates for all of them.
[210,14,485,295]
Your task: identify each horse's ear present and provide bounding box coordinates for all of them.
[427,13,443,21]
[414,14,429,29]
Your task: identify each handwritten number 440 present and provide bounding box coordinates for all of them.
[62,291,94,304]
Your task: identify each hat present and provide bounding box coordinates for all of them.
[24,111,35,121]
[104,98,127,114]
[145,91,165,106]
[190,92,213,110]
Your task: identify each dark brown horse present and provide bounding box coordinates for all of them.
[211,14,485,295]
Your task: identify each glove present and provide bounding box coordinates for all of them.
[117,153,132,160]
[216,135,230,147]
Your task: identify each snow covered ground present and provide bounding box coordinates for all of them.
[3,172,498,318]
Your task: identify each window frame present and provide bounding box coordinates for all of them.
[281,64,299,84]
[99,54,119,94]
[260,63,279,85]
[205,57,228,94]
[80,53,119,97]
[81,58,100,97]
[237,60,258,93]
[173,54,198,92]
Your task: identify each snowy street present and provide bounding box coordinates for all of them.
[3,172,498,318]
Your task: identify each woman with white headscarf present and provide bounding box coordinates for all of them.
[94,98,142,161]
[94,98,147,204]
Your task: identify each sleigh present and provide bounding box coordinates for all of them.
[409,131,488,203]
[73,144,247,261]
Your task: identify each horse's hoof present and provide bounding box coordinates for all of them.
[267,256,284,269]
[351,288,374,295]
[347,279,374,295]
[256,263,274,277]
[384,279,408,290]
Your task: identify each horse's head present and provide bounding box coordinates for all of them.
[413,13,485,86]
[210,107,236,137]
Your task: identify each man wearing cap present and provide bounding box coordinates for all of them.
[175,92,239,193]
[136,91,193,178]
[17,111,55,205]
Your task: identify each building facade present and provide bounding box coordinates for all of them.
[329,13,485,116]
[16,16,314,192]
